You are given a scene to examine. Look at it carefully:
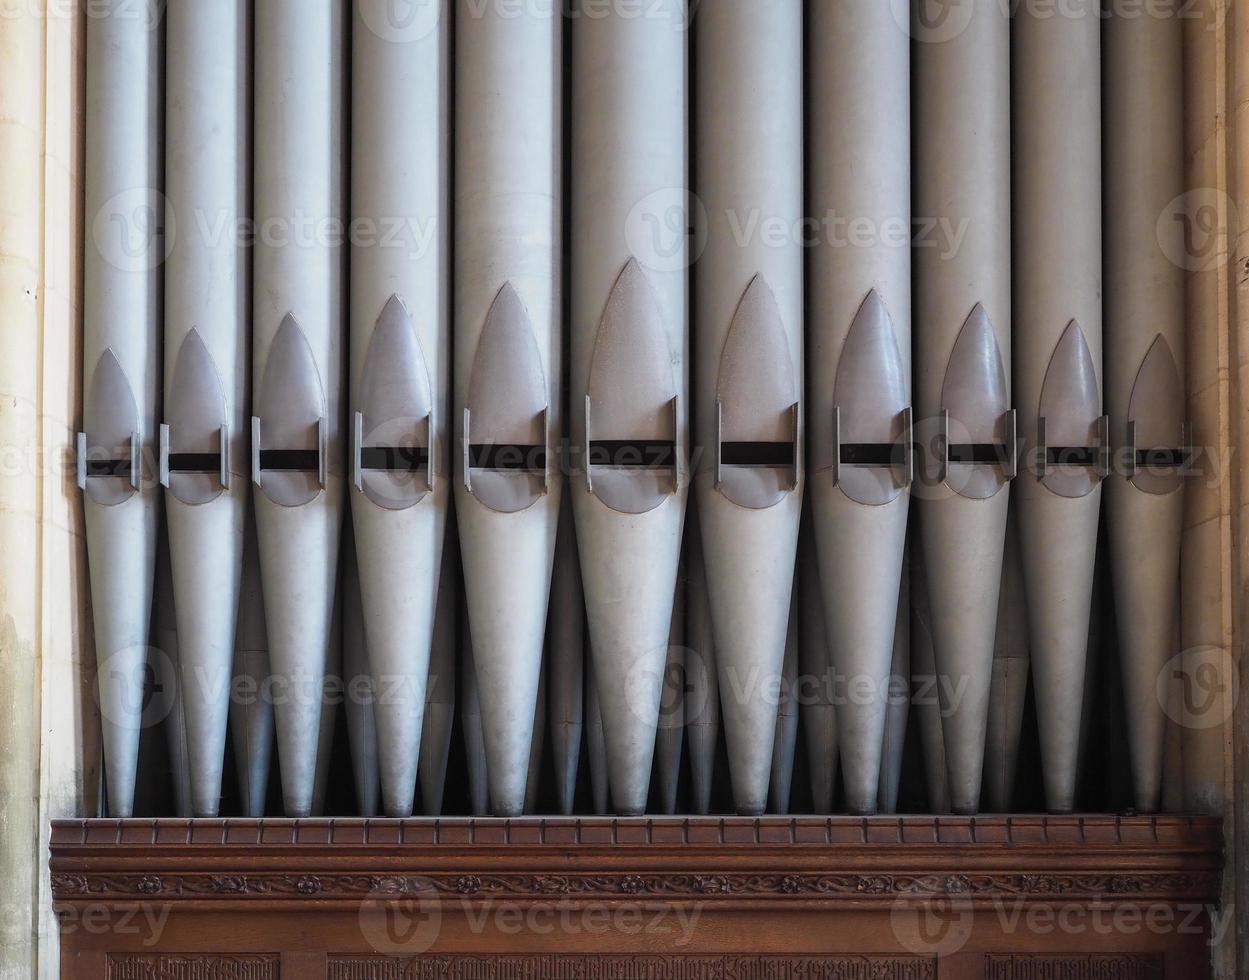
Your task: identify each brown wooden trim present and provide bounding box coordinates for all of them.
[51,816,1223,980]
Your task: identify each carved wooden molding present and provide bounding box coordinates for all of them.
[326,954,938,979]
[51,870,1220,904]
[50,816,1223,910]
[106,953,279,979]
[983,954,1164,979]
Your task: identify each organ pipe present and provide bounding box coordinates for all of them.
[809,0,912,816]
[570,0,689,816]
[454,0,562,817]
[1104,0,1187,814]
[1013,0,1103,814]
[252,0,345,817]
[81,0,163,819]
[913,0,1013,815]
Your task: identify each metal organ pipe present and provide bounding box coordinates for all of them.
[1013,0,1103,815]
[251,0,345,818]
[571,0,689,816]
[349,0,450,818]
[73,1,1198,822]
[230,516,273,819]
[454,0,562,818]
[695,0,804,817]
[1104,0,1187,815]
[913,0,1013,815]
[809,0,911,816]
[162,0,248,818]
[547,495,586,817]
[81,0,163,818]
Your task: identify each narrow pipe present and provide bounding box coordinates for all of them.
[914,0,1012,815]
[454,0,561,817]
[810,0,912,820]
[252,0,345,817]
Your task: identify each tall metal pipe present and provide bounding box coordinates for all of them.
[349,0,450,818]
[585,652,610,815]
[461,615,489,816]
[768,592,799,815]
[252,0,345,817]
[695,0,803,817]
[571,0,689,815]
[1013,0,1103,814]
[525,652,547,814]
[547,493,585,816]
[914,0,1013,815]
[152,531,191,817]
[162,0,248,818]
[81,0,163,819]
[984,511,1029,812]
[809,0,911,816]
[910,533,950,814]
[343,526,381,817]
[655,572,687,816]
[878,561,910,815]
[684,510,719,816]
[455,0,561,817]
[420,521,458,816]
[1104,0,1186,814]
[230,514,273,818]
[799,519,837,814]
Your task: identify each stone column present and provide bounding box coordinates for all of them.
[0,3,46,978]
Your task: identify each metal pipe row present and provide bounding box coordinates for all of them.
[82,0,1188,818]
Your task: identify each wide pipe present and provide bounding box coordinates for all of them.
[570,0,689,815]
[694,0,803,817]
[809,0,911,816]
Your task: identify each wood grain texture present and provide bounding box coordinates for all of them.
[50,816,1221,980]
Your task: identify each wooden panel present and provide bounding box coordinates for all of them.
[50,817,1222,980]
[327,955,936,979]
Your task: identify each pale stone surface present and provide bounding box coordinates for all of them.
[0,4,45,979]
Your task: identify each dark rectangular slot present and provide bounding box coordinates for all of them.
[948,444,1006,465]
[722,441,795,467]
[1136,448,1190,468]
[168,452,221,474]
[360,446,428,473]
[1045,447,1098,467]
[588,440,676,469]
[840,443,902,467]
[259,449,321,472]
[85,458,131,477]
[469,444,547,471]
